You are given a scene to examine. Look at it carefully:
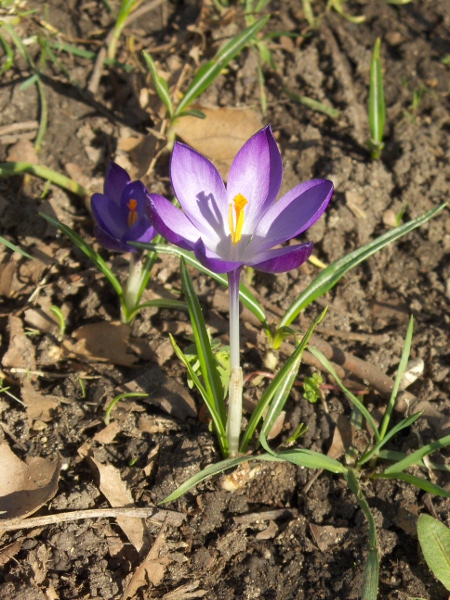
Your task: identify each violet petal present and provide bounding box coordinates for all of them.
[104,162,131,205]
[251,180,333,253]
[147,194,200,251]
[248,242,314,273]
[227,126,282,233]
[170,142,228,246]
[194,238,243,274]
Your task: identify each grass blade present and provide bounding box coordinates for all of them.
[368,38,385,159]
[309,346,381,442]
[282,86,340,119]
[345,470,379,600]
[275,449,347,473]
[180,259,226,424]
[241,308,327,453]
[278,203,447,331]
[142,50,174,118]
[379,315,414,439]
[358,412,423,467]
[174,15,269,116]
[0,162,89,197]
[0,235,33,259]
[160,453,284,504]
[169,335,228,455]
[383,433,450,475]
[377,472,450,498]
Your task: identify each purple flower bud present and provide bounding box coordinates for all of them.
[91,162,156,253]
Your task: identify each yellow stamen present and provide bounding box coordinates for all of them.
[127,199,139,227]
[228,193,248,245]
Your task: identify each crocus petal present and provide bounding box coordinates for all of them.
[251,180,334,254]
[248,242,314,273]
[226,126,283,233]
[94,226,136,253]
[170,142,228,246]
[147,194,201,251]
[120,181,155,242]
[104,162,130,205]
[91,193,126,239]
[194,238,243,274]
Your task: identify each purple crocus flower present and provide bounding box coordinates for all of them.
[148,125,334,456]
[147,125,333,274]
[91,162,156,253]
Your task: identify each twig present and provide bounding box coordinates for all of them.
[0,121,38,137]
[0,507,185,533]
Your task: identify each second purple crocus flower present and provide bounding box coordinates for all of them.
[147,125,334,455]
[90,162,157,323]
[91,161,156,253]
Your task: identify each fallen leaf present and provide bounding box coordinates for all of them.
[2,315,37,373]
[122,524,169,599]
[80,446,148,553]
[0,256,17,297]
[161,580,207,600]
[0,540,23,566]
[119,367,197,420]
[93,422,121,444]
[0,442,61,519]
[21,380,60,424]
[62,322,139,366]
[173,106,262,178]
[6,139,38,164]
[255,520,278,540]
[309,523,349,552]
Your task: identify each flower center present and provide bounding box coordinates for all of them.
[127,199,139,227]
[228,193,248,245]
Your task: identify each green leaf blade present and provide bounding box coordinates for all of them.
[417,514,450,591]
[278,203,447,331]
[175,15,269,116]
[142,50,174,118]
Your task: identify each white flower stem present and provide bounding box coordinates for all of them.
[226,267,243,456]
[121,253,143,324]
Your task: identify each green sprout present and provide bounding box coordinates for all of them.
[143,15,269,150]
[303,372,323,404]
[104,392,149,425]
[50,305,67,340]
[368,38,386,160]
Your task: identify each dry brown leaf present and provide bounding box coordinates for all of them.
[119,367,197,421]
[62,322,139,366]
[122,524,169,599]
[0,442,61,519]
[327,414,352,460]
[173,106,262,178]
[80,447,148,553]
[6,139,38,164]
[93,422,121,444]
[255,520,278,540]
[0,540,23,566]
[0,257,17,298]
[2,315,37,373]
[309,523,349,552]
[21,380,60,425]
[161,580,207,600]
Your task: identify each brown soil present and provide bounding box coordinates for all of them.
[1,1,450,598]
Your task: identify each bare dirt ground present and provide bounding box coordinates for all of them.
[1,1,450,598]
